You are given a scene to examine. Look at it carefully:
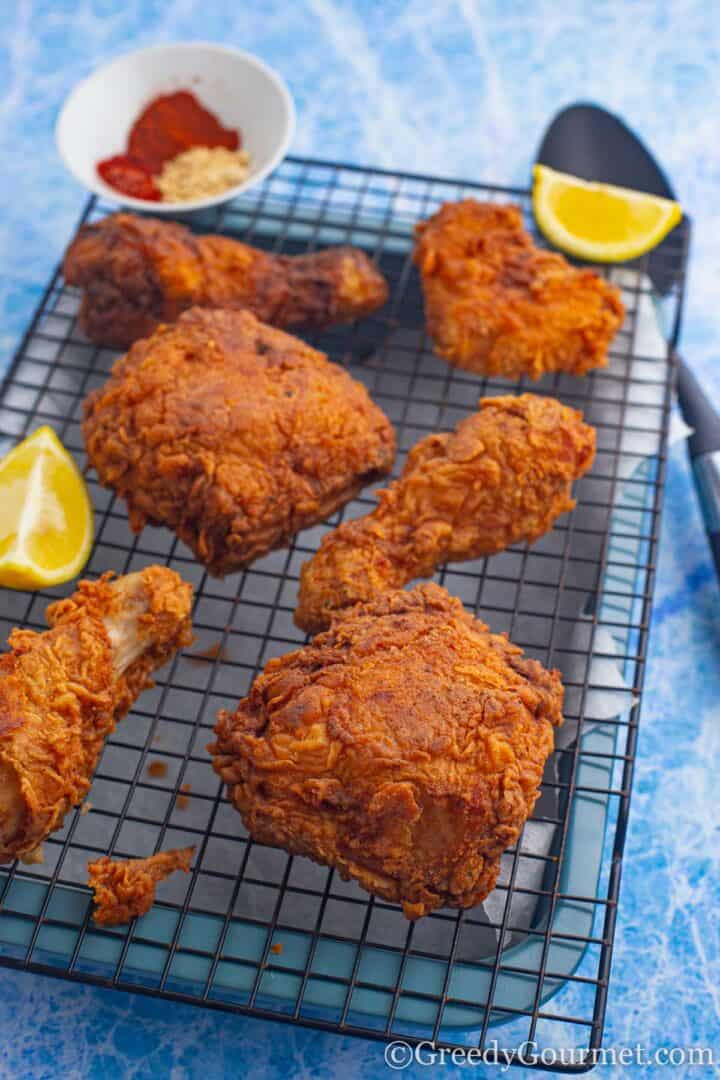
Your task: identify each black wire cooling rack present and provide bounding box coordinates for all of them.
[0,156,689,1071]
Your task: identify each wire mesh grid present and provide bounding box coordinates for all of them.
[0,156,688,1070]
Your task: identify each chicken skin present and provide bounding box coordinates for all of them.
[0,568,193,864]
[414,200,625,379]
[295,394,595,633]
[88,847,195,926]
[212,584,564,919]
[83,308,395,577]
[62,212,389,349]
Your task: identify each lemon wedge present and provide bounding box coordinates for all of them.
[533,165,683,263]
[0,426,93,590]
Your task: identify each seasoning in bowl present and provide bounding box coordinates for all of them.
[97,89,251,204]
[156,146,251,202]
[97,155,161,202]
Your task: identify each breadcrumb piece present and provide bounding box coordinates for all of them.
[20,845,44,866]
[188,641,227,663]
[88,847,194,926]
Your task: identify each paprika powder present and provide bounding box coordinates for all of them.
[97,89,242,202]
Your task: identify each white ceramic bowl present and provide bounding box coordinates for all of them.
[56,43,295,213]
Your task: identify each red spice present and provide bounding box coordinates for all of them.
[97,90,240,201]
[188,640,228,663]
[128,90,239,174]
[97,155,161,201]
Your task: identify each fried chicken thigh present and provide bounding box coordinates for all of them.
[63,212,388,349]
[295,394,595,633]
[212,584,563,919]
[414,200,625,379]
[0,568,193,863]
[88,847,195,926]
[83,308,395,576]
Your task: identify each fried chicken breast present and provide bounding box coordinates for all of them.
[82,308,395,577]
[88,847,195,926]
[0,568,193,863]
[414,200,625,379]
[295,394,595,633]
[62,212,388,349]
[212,584,563,919]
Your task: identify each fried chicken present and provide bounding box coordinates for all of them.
[414,200,625,379]
[62,212,388,349]
[0,568,193,864]
[295,394,595,633]
[211,584,563,919]
[83,308,395,576]
[88,847,195,926]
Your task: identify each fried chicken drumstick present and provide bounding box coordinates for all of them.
[83,308,395,577]
[88,847,195,926]
[0,568,192,863]
[414,200,625,379]
[62,212,389,349]
[295,394,595,633]
[212,584,564,919]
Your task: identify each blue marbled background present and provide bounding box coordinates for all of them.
[1,2,719,1077]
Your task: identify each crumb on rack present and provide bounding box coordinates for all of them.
[147,761,168,778]
[176,782,192,810]
[20,845,44,866]
[87,847,195,926]
[188,640,228,663]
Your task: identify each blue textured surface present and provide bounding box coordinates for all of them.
[0,3,718,1077]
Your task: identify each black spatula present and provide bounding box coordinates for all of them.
[536,103,720,584]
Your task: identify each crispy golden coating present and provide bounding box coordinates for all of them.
[295,394,595,633]
[88,847,195,926]
[212,584,563,919]
[414,200,625,379]
[83,308,396,577]
[0,568,193,863]
[62,212,388,349]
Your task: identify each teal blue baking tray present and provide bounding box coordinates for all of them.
[0,156,684,1064]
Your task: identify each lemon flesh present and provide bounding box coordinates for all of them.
[0,426,93,589]
[533,165,683,263]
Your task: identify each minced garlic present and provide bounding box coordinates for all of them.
[157,146,252,202]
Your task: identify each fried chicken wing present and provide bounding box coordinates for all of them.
[0,568,193,863]
[295,394,595,633]
[88,847,195,926]
[212,584,563,919]
[82,308,395,576]
[414,200,625,379]
[62,212,388,349]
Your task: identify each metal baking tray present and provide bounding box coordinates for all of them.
[0,156,687,1070]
